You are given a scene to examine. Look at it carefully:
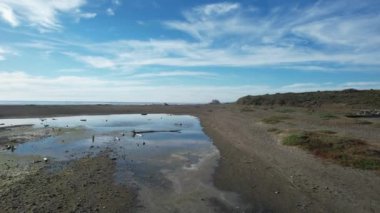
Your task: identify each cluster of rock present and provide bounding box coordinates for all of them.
[346,109,380,118]
[210,99,221,104]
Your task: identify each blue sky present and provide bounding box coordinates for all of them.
[0,0,379,102]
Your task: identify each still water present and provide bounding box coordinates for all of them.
[0,114,249,212]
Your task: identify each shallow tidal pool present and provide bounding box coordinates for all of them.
[0,114,249,212]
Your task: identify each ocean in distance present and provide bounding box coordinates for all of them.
[0,101,198,106]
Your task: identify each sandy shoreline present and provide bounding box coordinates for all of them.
[0,104,379,212]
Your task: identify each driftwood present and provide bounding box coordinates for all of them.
[131,129,181,137]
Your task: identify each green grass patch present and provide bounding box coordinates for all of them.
[262,116,291,124]
[283,134,303,145]
[276,108,295,113]
[267,128,282,134]
[283,131,380,170]
[240,106,255,112]
[319,113,338,120]
[317,130,337,135]
[354,120,373,125]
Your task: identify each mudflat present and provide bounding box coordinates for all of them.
[0,104,379,212]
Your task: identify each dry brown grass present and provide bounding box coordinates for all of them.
[262,116,291,124]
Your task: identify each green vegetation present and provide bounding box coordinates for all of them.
[319,113,338,120]
[283,131,380,170]
[267,128,282,133]
[262,116,291,124]
[276,108,295,113]
[354,120,373,125]
[317,130,337,135]
[240,106,255,112]
[237,89,380,108]
[283,134,303,145]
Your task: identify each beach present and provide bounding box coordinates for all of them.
[0,104,379,212]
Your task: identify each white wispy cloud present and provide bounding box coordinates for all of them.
[75,55,116,69]
[52,0,379,72]
[0,3,19,27]
[160,0,380,68]
[194,2,240,16]
[278,81,380,93]
[164,2,245,41]
[1,71,378,102]
[131,71,217,78]
[0,46,15,60]
[2,0,379,75]
[64,52,117,69]
[79,12,96,19]
[342,82,380,87]
[0,0,87,31]
[0,71,262,102]
[62,38,380,72]
[106,8,115,16]
[106,0,122,16]
[0,47,5,60]
[73,9,97,22]
[282,83,321,89]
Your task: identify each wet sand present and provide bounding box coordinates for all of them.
[0,104,380,212]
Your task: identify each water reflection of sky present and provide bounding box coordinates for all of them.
[0,114,211,161]
[0,114,249,212]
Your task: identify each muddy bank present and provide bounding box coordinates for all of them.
[0,124,78,150]
[0,152,136,213]
[0,153,44,189]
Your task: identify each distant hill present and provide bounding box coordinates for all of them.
[236,89,380,108]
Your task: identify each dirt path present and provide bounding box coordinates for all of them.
[0,104,379,212]
[201,106,380,212]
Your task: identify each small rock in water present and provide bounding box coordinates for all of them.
[143,142,146,146]
[6,145,16,152]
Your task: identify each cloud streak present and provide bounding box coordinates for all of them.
[52,0,380,72]
[1,71,378,102]
[0,0,87,31]
[131,71,217,78]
